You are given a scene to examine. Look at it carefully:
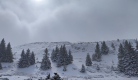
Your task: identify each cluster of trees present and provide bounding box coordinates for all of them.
[51,45,73,68]
[18,49,35,68]
[0,38,13,63]
[92,41,109,61]
[118,40,138,76]
[40,48,51,70]
[0,38,13,69]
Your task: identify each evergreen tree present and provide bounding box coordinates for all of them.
[111,43,115,50]
[21,49,25,57]
[0,38,6,62]
[26,49,30,59]
[101,41,109,55]
[68,50,73,64]
[85,53,92,66]
[80,64,85,73]
[5,42,13,62]
[51,49,55,62]
[92,54,96,61]
[54,46,59,62]
[118,43,125,72]
[29,51,35,65]
[18,50,30,68]
[95,42,101,61]
[124,40,129,53]
[57,52,62,67]
[124,42,138,76]
[63,45,69,65]
[40,48,51,70]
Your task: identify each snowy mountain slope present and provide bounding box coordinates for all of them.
[0,39,138,80]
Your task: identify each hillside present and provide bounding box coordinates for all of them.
[0,39,138,80]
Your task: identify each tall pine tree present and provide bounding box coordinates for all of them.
[18,50,30,68]
[101,41,109,55]
[68,50,73,64]
[29,51,35,65]
[40,48,51,70]
[86,53,92,66]
[5,42,13,62]
[118,43,125,72]
[80,64,85,73]
[0,38,6,62]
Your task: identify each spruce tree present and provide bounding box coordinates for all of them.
[54,46,59,62]
[0,38,6,62]
[80,64,85,73]
[57,52,62,67]
[101,41,109,55]
[95,42,101,61]
[40,48,51,70]
[26,49,30,59]
[21,49,25,57]
[111,43,115,50]
[51,49,55,62]
[118,43,125,72]
[68,50,73,64]
[5,42,13,62]
[30,51,35,65]
[85,53,92,66]
[124,40,129,53]
[18,50,30,68]
[124,42,138,76]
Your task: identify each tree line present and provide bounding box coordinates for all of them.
[118,40,138,76]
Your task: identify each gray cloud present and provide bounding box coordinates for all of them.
[0,0,138,46]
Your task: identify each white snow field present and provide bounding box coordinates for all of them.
[0,39,138,80]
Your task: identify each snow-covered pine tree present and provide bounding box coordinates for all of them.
[124,40,129,53]
[60,45,64,65]
[124,42,138,76]
[0,38,6,62]
[101,41,109,55]
[40,48,51,70]
[95,42,101,61]
[29,51,35,65]
[80,64,85,73]
[21,49,25,57]
[26,49,30,59]
[68,49,73,64]
[5,42,13,62]
[57,52,62,67]
[118,43,125,72]
[54,46,59,62]
[111,42,115,50]
[18,50,30,68]
[51,49,55,62]
[85,53,92,66]
[92,54,96,61]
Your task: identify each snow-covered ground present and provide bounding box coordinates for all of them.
[0,39,138,80]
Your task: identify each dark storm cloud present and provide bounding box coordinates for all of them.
[0,0,138,46]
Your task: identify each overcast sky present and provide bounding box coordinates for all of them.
[0,0,138,46]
